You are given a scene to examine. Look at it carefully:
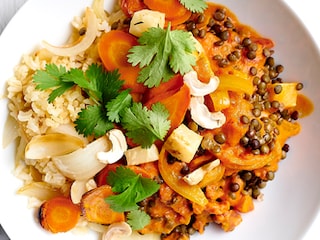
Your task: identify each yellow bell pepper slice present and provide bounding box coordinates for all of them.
[209,90,230,112]
[158,148,208,207]
[218,72,254,96]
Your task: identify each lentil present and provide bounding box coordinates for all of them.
[266,171,275,180]
[230,182,240,192]
[296,82,304,90]
[214,9,226,21]
[274,85,283,94]
[214,132,226,144]
[282,143,290,152]
[240,115,250,124]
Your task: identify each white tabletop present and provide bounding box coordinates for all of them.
[0,0,319,240]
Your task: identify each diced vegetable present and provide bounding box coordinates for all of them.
[268,83,298,108]
[163,124,203,163]
[129,9,165,37]
[125,144,159,165]
[80,185,125,224]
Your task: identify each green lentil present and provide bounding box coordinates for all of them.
[274,85,283,94]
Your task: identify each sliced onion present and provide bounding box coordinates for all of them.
[42,7,98,56]
[92,0,108,21]
[52,136,111,180]
[2,115,19,148]
[17,182,62,201]
[25,133,85,159]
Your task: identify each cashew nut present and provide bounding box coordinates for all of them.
[97,129,128,164]
[102,222,132,240]
[189,96,226,129]
[183,70,219,96]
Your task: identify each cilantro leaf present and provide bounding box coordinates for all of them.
[106,167,160,212]
[98,69,124,103]
[33,64,67,89]
[106,89,132,123]
[127,210,151,230]
[179,0,208,13]
[75,105,114,137]
[120,102,170,148]
[33,63,171,145]
[47,82,75,103]
[128,25,196,87]
[34,64,73,103]
[169,29,197,75]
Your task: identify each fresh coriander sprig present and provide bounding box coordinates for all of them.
[121,102,170,148]
[179,0,208,13]
[105,166,160,230]
[106,166,160,212]
[127,209,151,230]
[33,63,170,147]
[127,23,197,88]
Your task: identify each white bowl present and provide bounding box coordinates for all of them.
[0,0,319,239]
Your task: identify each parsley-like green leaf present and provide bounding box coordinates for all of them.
[75,105,114,137]
[127,209,151,230]
[33,64,67,89]
[34,64,73,103]
[106,167,160,212]
[106,89,132,123]
[33,63,171,145]
[128,24,196,87]
[179,0,208,13]
[120,102,170,148]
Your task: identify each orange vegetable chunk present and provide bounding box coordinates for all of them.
[98,30,146,93]
[80,185,125,224]
[39,196,81,233]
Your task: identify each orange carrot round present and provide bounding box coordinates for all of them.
[39,196,81,233]
[143,0,192,26]
[98,30,146,93]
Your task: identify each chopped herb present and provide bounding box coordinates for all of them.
[127,209,151,230]
[105,166,160,212]
[120,102,171,148]
[179,0,208,13]
[33,63,170,145]
[128,23,197,87]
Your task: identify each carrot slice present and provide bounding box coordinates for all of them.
[98,30,146,93]
[145,83,191,135]
[142,74,184,103]
[143,0,192,26]
[39,196,81,233]
[120,0,148,16]
[80,185,125,224]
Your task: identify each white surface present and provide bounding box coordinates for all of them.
[0,0,319,240]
